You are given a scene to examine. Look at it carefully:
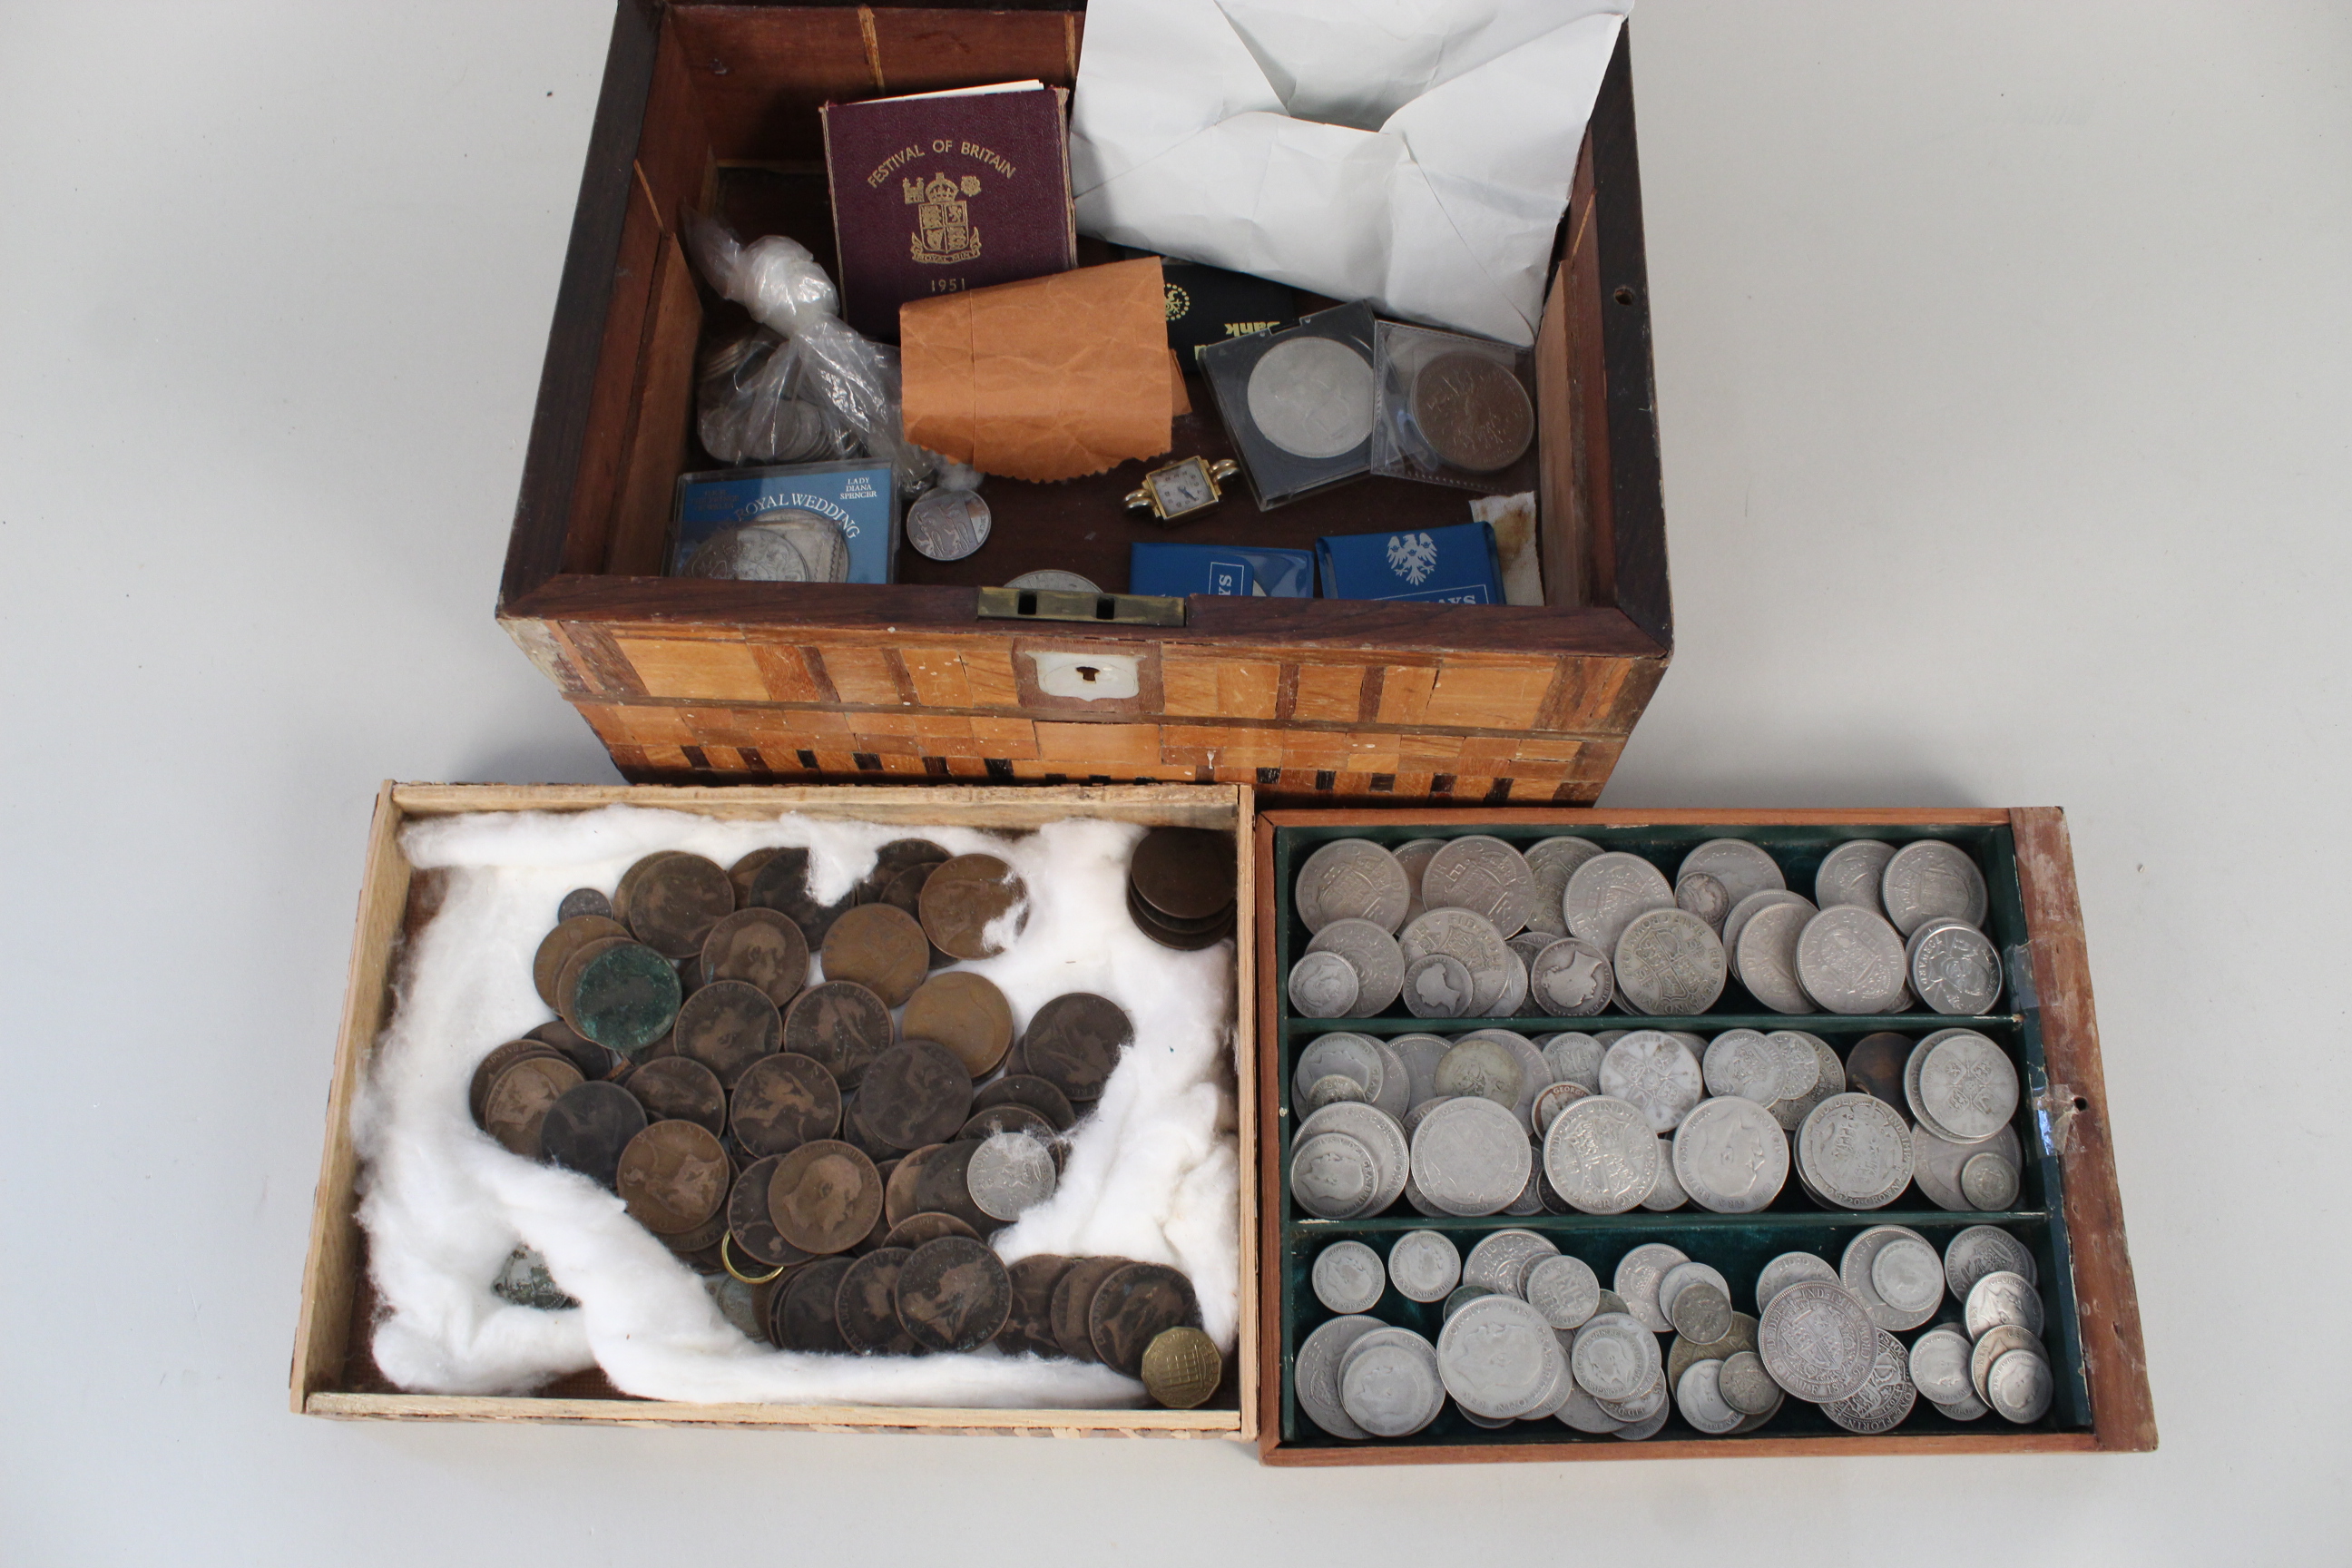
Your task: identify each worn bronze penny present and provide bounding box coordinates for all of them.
[1049,1256,1131,1363]
[858,838,953,902]
[1126,887,1236,950]
[1129,828,1238,922]
[896,1237,1013,1352]
[836,1093,901,1161]
[566,940,682,1056]
[771,1254,855,1352]
[912,1139,992,1232]
[622,1055,727,1135]
[849,1187,894,1254]
[538,1080,650,1189]
[730,1051,841,1157]
[884,1212,980,1250]
[919,854,1029,960]
[1847,1032,1912,1120]
[998,1254,1074,1357]
[615,1119,730,1235]
[883,1144,941,1229]
[1411,348,1534,472]
[729,847,779,906]
[1019,994,1134,1103]
[857,1040,974,1152]
[767,1138,883,1255]
[671,979,781,1088]
[611,850,679,926]
[835,1247,919,1354]
[879,864,956,967]
[700,906,809,1007]
[1089,1261,1201,1377]
[748,847,858,945]
[901,972,1015,1078]
[781,981,893,1090]
[623,852,734,958]
[528,1019,626,1081]
[1122,884,1235,935]
[727,1152,811,1270]
[1141,1326,1224,1408]
[483,1055,585,1157]
[972,1073,1077,1132]
[961,1102,1058,1141]
[819,903,931,1007]
[534,915,629,1007]
[658,1203,730,1260]
[470,1039,567,1125]
[558,887,613,923]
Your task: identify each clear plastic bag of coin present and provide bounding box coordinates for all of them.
[1195,299,1378,509]
[1368,320,1536,492]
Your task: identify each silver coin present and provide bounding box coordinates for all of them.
[1822,1328,1917,1434]
[1294,1314,1385,1439]
[1311,1240,1387,1314]
[1679,839,1786,908]
[1289,1131,1379,1217]
[1462,1230,1560,1298]
[1700,1028,1777,1101]
[1797,1093,1915,1210]
[1841,1226,1941,1331]
[1612,908,1728,1015]
[1458,1407,1515,1430]
[1386,1034,1451,1109]
[1611,1403,1671,1441]
[1409,1095,1533,1216]
[1458,1028,1553,1128]
[1909,918,2004,1014]
[1985,1347,2054,1424]
[1563,853,1675,956]
[1437,1294,1562,1418]
[1961,1151,2021,1210]
[1338,1328,1445,1436]
[1721,888,1812,969]
[1387,1230,1462,1303]
[1655,1260,1731,1327]
[1303,1073,1369,1112]
[1433,1037,1522,1107]
[1298,1102,1411,1214]
[1674,871,1731,934]
[1914,1122,2024,1211]
[965,1131,1057,1220]
[1293,1033,1386,1105]
[1397,907,1516,1014]
[1004,569,1100,593]
[1247,335,1376,459]
[1755,1251,1841,1314]
[1965,1269,2046,1338]
[1569,1312,1660,1402]
[1758,1279,1878,1403]
[1391,838,1444,927]
[1735,899,1818,1014]
[1307,917,1405,1015]
[1869,1238,1945,1317]
[1719,1349,1780,1416]
[1816,839,1897,916]
[1554,1380,1626,1434]
[1443,1284,1495,1319]
[1639,1135,1687,1210]
[682,524,810,581]
[1970,1323,2043,1403]
[1769,1032,1845,1132]
[1523,937,1613,1017]
[1908,1326,1975,1405]
[1287,951,1360,1018]
[904,486,991,562]
[1542,1095,1661,1214]
[1422,836,1539,937]
[1612,1241,1690,1334]
[1541,1031,1605,1091]
[1945,1224,2038,1298]
[1671,1095,1789,1213]
[1880,840,1989,936]
[1518,1343,1575,1421]
[1401,1097,1451,1140]
[1594,1374,1666,1423]
[750,507,851,582]
[1934,1388,1991,1422]
[1769,1029,1825,1101]
[1295,839,1412,935]
[1403,1171,1446,1217]
[1667,1281,1735,1347]
[1675,1358,1743,1435]
[1598,1031,1704,1134]
[1908,1030,2018,1142]
[1523,837,1603,937]
[1367,1040,1412,1122]
[1795,906,1909,1014]
[1524,1255,1602,1329]
[1493,946,1531,1015]
[1530,1080,1590,1136]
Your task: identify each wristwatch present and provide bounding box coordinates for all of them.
[1124,456,1241,523]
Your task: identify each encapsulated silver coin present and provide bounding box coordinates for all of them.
[1526,937,1614,1016]
[1815,839,1897,916]
[1307,917,1405,1015]
[1312,1240,1387,1314]
[1409,1095,1532,1216]
[1880,840,1989,936]
[1338,1328,1445,1436]
[1569,1311,1659,1402]
[1391,838,1443,926]
[1945,1224,2038,1298]
[904,486,991,562]
[1822,1328,1917,1434]
[1524,1254,1602,1330]
[1295,839,1412,935]
[1672,1095,1789,1213]
[1754,1250,1840,1313]
[1907,1030,2018,1142]
[1639,1135,1687,1210]
[1907,1326,1975,1406]
[750,507,850,581]
[1294,1314,1384,1438]
[1674,871,1730,934]
[1437,1294,1562,1418]
[682,524,811,581]
[1842,1226,1942,1332]
[1985,1347,2054,1424]
[1433,1036,1522,1107]
[1564,852,1675,956]
[1387,1230,1462,1303]
[1914,1122,2024,1210]
[1909,916,2004,1014]
[966,1131,1057,1220]
[1734,899,1818,1014]
[1612,1241,1690,1335]
[1523,837,1603,937]
[1421,836,1538,937]
[1541,1032,1605,1091]
[1293,1033,1386,1105]
[1397,907,1517,1015]
[1289,1131,1378,1217]
[1598,1031,1703,1134]
[1542,1095,1661,1214]
[1612,907,1728,1015]
[1758,1279,1879,1403]
[1386,1034,1451,1109]
[1961,1150,2021,1210]
[1965,1269,2046,1338]
[1287,951,1360,1018]
[1795,906,1909,1014]
[1797,1093,1915,1210]
[1679,839,1787,909]
[1462,1230,1560,1298]
[1004,569,1099,593]
[1298,1102,1411,1215]
[1247,335,1377,459]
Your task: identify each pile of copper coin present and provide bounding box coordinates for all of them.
[466,837,1220,1404]
[1125,826,1238,949]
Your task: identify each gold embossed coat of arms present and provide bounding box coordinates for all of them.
[906,172,984,264]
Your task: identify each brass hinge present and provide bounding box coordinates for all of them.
[975,586,1186,627]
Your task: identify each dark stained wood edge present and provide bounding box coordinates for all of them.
[1590,24,1670,651]
[2009,807,2157,1453]
[500,0,662,609]
[1253,814,1285,1458]
[1261,1432,2104,1466]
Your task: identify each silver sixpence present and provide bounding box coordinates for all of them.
[1386,1034,1451,1109]
[1985,1347,2054,1424]
[1914,1122,2024,1211]
[1755,1250,1841,1314]
[1667,1281,1735,1347]
[1542,1095,1661,1215]
[1421,836,1538,937]
[1433,1037,1523,1107]
[1795,906,1909,1014]
[682,524,810,581]
[1678,839,1787,908]
[1294,1314,1384,1439]
[1822,1328,1917,1434]
[1437,1294,1561,1418]
[1961,1151,2021,1210]
[1945,1224,2038,1298]
[1842,1226,1942,1331]
[1293,1033,1386,1105]
[1908,1030,2019,1142]
[1524,1254,1602,1329]
[1816,839,1897,916]
[1907,1326,1975,1405]
[1338,1328,1445,1436]
[1612,1241,1690,1334]
[1719,1349,1780,1416]
[1674,871,1730,934]
[1639,1136,1687,1210]
[1671,1095,1789,1213]
[1612,907,1729,1015]
[1462,1230,1560,1298]
[1529,1080,1591,1138]
[1735,899,1818,1014]
[1676,1358,1744,1435]
[1401,954,1476,1017]
[1541,1032,1605,1091]
[1909,918,2004,1014]
[1311,1240,1387,1314]
[965,1131,1056,1220]
[1569,1312,1659,1402]
[751,507,850,582]
[1397,907,1517,1015]
[1965,1269,2046,1338]
[904,486,991,562]
[1797,1093,1915,1210]
[1564,852,1675,955]
[1868,1237,1945,1318]
[1287,951,1360,1018]
[1880,840,1989,936]
[1408,1095,1532,1216]
[1655,1259,1730,1327]
[1523,837,1603,937]
[1247,335,1376,460]
[1598,1031,1703,1134]
[1289,1131,1378,1217]
[1295,839,1411,935]
[1387,1230,1462,1303]
[1004,569,1099,593]
[1758,1279,1879,1403]
[1722,888,1813,967]
[1307,917,1405,1015]
[1526,937,1614,1016]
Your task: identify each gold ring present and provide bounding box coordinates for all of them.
[721,1230,785,1284]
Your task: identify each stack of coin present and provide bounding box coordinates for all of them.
[1126,826,1238,950]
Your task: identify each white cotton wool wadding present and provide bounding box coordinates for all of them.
[351,806,1239,1404]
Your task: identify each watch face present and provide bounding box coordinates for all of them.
[1149,458,1216,515]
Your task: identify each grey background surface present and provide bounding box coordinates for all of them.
[3,2,2346,1561]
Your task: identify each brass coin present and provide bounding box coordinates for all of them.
[470,1039,566,1125]
[730,1051,842,1157]
[729,847,779,906]
[701,906,809,1007]
[483,1055,585,1157]
[559,887,613,923]
[972,1073,1077,1132]
[528,1019,627,1081]
[567,941,682,1056]
[622,1055,727,1134]
[961,1102,1058,1141]
[534,915,628,1007]
[857,1040,975,1152]
[903,973,1015,1078]
[615,1120,730,1235]
[771,1255,855,1352]
[857,838,953,903]
[1129,828,1238,922]
[720,1230,786,1285]
[1141,1325,1224,1408]
[1088,1261,1201,1377]
[767,1139,884,1256]
[912,1138,992,1233]
[836,1092,901,1161]
[1019,994,1134,1104]
[835,1247,919,1354]
[919,853,1030,961]
[884,1211,981,1250]
[1125,886,1235,950]
[538,1080,649,1189]
[883,1144,942,1229]
[622,852,733,958]
[728,1152,812,1270]
[1049,1256,1131,1363]
[748,847,858,945]
[896,1237,1013,1353]
[781,981,894,1090]
[998,1254,1074,1357]
[819,903,931,1008]
[1847,1032,1912,1120]
[1410,348,1534,472]
[671,979,782,1088]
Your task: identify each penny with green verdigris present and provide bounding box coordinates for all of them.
[573,941,682,1054]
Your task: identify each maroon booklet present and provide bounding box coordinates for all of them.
[821,81,1078,343]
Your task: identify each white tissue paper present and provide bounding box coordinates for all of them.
[352,807,1239,1406]
[1070,0,1630,347]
